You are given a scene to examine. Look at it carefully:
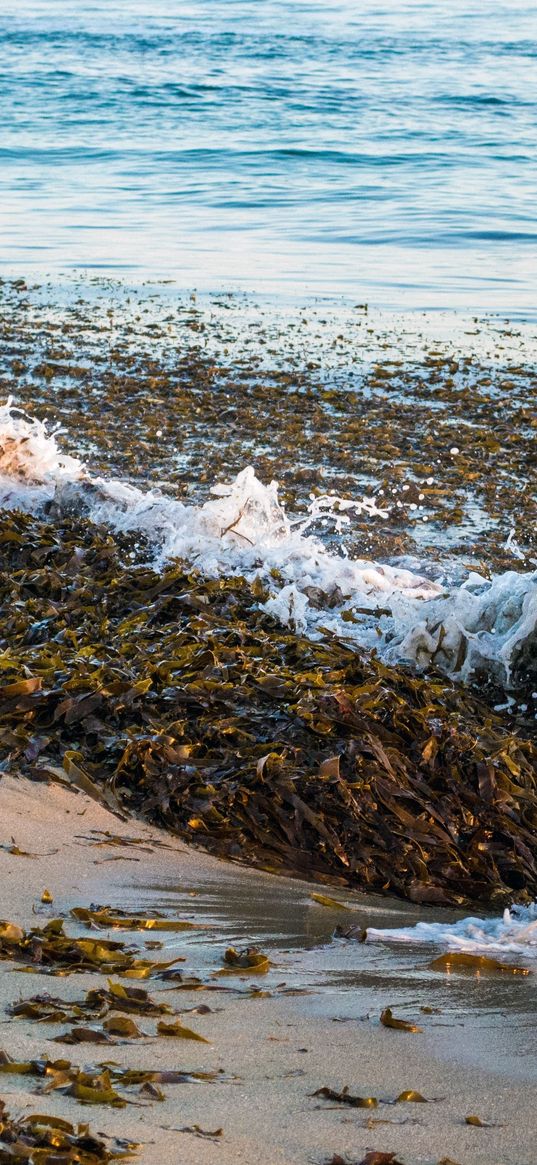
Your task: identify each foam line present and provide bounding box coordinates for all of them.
[0,401,535,698]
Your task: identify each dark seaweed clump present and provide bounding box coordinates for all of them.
[0,1100,137,1162]
[0,508,536,907]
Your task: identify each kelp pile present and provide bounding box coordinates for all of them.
[1,507,537,905]
[0,1103,138,1163]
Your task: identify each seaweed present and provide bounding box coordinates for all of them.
[311,1086,378,1108]
[0,1050,224,1103]
[0,918,182,977]
[379,1009,422,1034]
[0,507,535,903]
[0,1102,138,1162]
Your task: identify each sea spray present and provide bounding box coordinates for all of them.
[366,902,537,957]
[0,400,535,701]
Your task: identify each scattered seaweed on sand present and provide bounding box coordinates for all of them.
[8,982,176,1023]
[0,1051,223,1104]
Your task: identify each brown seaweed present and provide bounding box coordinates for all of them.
[0,918,182,977]
[311,1086,378,1109]
[0,1101,138,1162]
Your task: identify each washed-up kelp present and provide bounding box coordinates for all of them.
[0,1051,222,1104]
[0,510,537,904]
[0,918,180,977]
[9,982,176,1022]
[0,1101,138,1162]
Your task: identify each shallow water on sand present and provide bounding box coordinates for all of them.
[137,866,537,1081]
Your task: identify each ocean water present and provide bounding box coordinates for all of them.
[1,0,536,310]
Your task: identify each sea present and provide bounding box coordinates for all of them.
[1,0,536,312]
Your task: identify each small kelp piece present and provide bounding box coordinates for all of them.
[78,830,173,851]
[9,996,74,1023]
[465,1114,493,1127]
[67,1069,125,1107]
[0,1103,138,1161]
[53,1025,116,1045]
[71,906,196,931]
[139,1081,166,1101]
[0,841,39,857]
[0,1049,36,1074]
[0,677,42,698]
[102,1015,145,1038]
[310,893,350,910]
[221,946,270,974]
[396,1089,428,1102]
[0,920,25,943]
[380,1008,422,1033]
[41,889,54,904]
[430,952,530,976]
[156,1019,210,1043]
[176,1125,223,1140]
[311,1086,378,1108]
[359,1155,405,1165]
[97,979,175,1015]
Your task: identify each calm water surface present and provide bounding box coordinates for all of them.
[136,867,537,1081]
[1,1,536,307]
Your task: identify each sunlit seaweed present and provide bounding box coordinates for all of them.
[0,1101,138,1162]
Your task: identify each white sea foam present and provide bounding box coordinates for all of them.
[0,401,535,694]
[366,902,537,957]
[0,398,84,512]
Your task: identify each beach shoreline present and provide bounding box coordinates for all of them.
[2,1,537,1159]
[1,282,536,1161]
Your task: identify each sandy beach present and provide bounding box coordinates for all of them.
[1,775,535,1165]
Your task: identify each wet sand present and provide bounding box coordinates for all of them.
[1,775,535,1165]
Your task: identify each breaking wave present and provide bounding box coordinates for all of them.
[0,400,535,700]
[366,902,537,957]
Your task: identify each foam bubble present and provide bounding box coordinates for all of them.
[366,902,537,956]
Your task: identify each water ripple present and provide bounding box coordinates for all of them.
[0,0,536,307]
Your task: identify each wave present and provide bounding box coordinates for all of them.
[366,902,537,957]
[0,400,535,700]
